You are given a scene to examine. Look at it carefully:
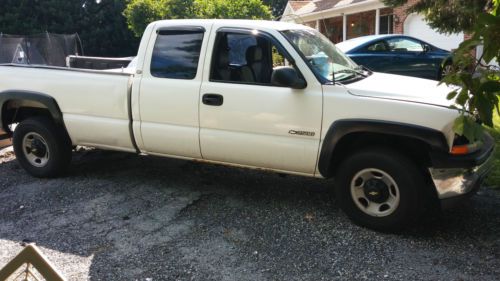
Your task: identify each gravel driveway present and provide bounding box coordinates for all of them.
[0,146,499,281]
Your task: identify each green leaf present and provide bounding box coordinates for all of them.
[453,115,485,143]
[456,88,469,106]
[476,93,494,127]
[464,116,483,142]
[446,91,458,100]
[479,81,500,94]
[477,13,497,25]
[453,115,466,136]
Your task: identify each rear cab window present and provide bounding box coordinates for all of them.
[150,29,204,79]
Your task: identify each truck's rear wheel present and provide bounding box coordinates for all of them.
[13,117,72,178]
[334,147,424,232]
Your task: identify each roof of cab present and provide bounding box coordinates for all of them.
[150,19,312,31]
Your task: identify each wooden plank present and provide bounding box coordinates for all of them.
[0,244,66,281]
[0,128,11,148]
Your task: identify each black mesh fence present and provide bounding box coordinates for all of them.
[0,33,83,66]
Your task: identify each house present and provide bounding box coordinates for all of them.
[281,0,465,52]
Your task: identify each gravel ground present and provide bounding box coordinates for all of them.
[0,146,499,281]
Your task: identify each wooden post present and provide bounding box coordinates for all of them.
[342,13,347,41]
[0,244,66,281]
[375,8,381,35]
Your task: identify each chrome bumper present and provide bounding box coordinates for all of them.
[429,149,495,199]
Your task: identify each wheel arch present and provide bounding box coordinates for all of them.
[0,90,64,134]
[318,119,450,178]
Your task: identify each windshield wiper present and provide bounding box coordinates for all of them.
[334,68,368,77]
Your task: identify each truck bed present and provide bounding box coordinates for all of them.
[0,64,136,152]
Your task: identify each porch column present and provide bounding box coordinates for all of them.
[316,20,320,31]
[375,8,380,35]
[342,13,347,41]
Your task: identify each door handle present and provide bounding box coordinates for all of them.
[202,94,224,106]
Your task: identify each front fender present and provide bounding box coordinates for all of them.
[318,119,449,178]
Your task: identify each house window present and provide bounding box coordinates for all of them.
[379,8,394,35]
[319,17,343,43]
[379,14,394,34]
[346,11,376,40]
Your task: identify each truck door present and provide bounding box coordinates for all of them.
[199,27,323,174]
[137,25,210,158]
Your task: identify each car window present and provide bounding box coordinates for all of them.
[210,31,293,85]
[272,45,290,67]
[366,41,388,52]
[150,30,204,79]
[386,37,423,52]
[227,34,257,65]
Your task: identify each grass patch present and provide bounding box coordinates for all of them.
[485,110,500,188]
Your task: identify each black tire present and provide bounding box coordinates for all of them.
[334,147,425,232]
[13,117,72,178]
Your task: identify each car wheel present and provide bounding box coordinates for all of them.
[13,117,72,178]
[439,62,453,79]
[334,147,424,232]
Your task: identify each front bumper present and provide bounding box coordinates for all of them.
[429,132,495,205]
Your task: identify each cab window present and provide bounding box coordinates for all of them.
[150,30,204,79]
[210,31,292,85]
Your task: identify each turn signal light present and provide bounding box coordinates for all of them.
[451,145,469,155]
[450,141,481,155]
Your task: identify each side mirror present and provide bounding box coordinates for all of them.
[271,67,307,89]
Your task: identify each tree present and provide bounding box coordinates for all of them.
[124,0,169,37]
[382,0,488,34]
[0,0,81,34]
[0,0,138,57]
[194,0,271,19]
[383,0,499,142]
[124,0,272,37]
[80,0,139,56]
[263,0,288,19]
[123,0,196,37]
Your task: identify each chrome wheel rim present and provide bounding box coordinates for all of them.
[441,64,452,77]
[22,132,50,167]
[350,168,400,217]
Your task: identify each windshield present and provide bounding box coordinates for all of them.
[281,29,364,82]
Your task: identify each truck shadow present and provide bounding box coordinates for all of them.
[0,149,499,280]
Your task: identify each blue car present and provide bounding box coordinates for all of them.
[336,35,452,80]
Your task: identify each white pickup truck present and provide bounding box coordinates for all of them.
[0,20,495,231]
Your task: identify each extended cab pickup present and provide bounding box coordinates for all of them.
[0,20,495,231]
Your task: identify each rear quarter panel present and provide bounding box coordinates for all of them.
[0,66,135,151]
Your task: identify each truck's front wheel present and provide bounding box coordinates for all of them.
[13,117,72,178]
[334,147,424,232]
